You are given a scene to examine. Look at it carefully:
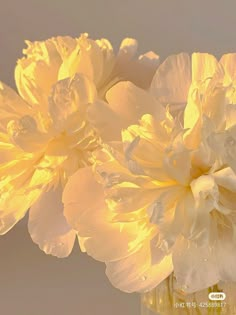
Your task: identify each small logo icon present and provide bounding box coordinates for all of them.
[208,292,226,301]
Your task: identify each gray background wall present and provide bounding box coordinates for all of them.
[0,1,236,314]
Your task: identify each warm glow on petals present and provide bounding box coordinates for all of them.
[0,82,32,132]
[48,74,97,129]
[28,184,76,258]
[106,245,173,293]
[150,53,191,105]
[62,166,107,231]
[88,81,165,141]
[192,53,218,85]
[63,167,154,262]
[2,34,236,292]
[116,38,160,89]
[15,36,77,106]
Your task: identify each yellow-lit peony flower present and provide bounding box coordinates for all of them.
[0,34,159,257]
[63,53,236,292]
[15,34,159,105]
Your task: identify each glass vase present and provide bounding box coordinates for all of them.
[141,273,236,315]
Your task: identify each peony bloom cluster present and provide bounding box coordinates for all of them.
[63,52,236,293]
[0,34,159,257]
[1,33,236,295]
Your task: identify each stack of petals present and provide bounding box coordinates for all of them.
[1,33,236,294]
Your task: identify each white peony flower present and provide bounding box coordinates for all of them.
[0,34,159,257]
[63,52,236,292]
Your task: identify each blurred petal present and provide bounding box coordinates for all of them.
[220,53,236,85]
[87,100,124,141]
[192,53,218,84]
[134,51,160,89]
[208,126,236,173]
[150,53,191,104]
[117,39,159,89]
[226,104,236,129]
[216,240,236,282]
[213,167,236,192]
[106,81,164,123]
[118,38,138,59]
[29,184,76,258]
[173,237,219,293]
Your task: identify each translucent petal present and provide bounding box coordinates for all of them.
[150,53,191,104]
[106,244,173,293]
[28,184,76,258]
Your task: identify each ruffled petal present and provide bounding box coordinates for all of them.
[28,184,76,258]
[7,115,50,152]
[63,166,154,262]
[48,74,97,130]
[58,34,115,89]
[15,36,77,106]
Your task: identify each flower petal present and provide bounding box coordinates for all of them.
[192,53,218,84]
[48,74,97,129]
[118,38,138,59]
[216,240,236,282]
[7,115,50,152]
[116,39,159,89]
[106,244,173,293]
[63,166,107,231]
[150,53,191,104]
[220,53,236,85]
[0,82,32,132]
[28,184,76,258]
[15,36,77,106]
[213,167,236,192]
[87,100,124,141]
[63,166,154,262]
[59,34,115,88]
[208,126,236,173]
[226,104,236,129]
[173,237,219,293]
[0,162,44,234]
[106,81,163,124]
[88,81,164,141]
